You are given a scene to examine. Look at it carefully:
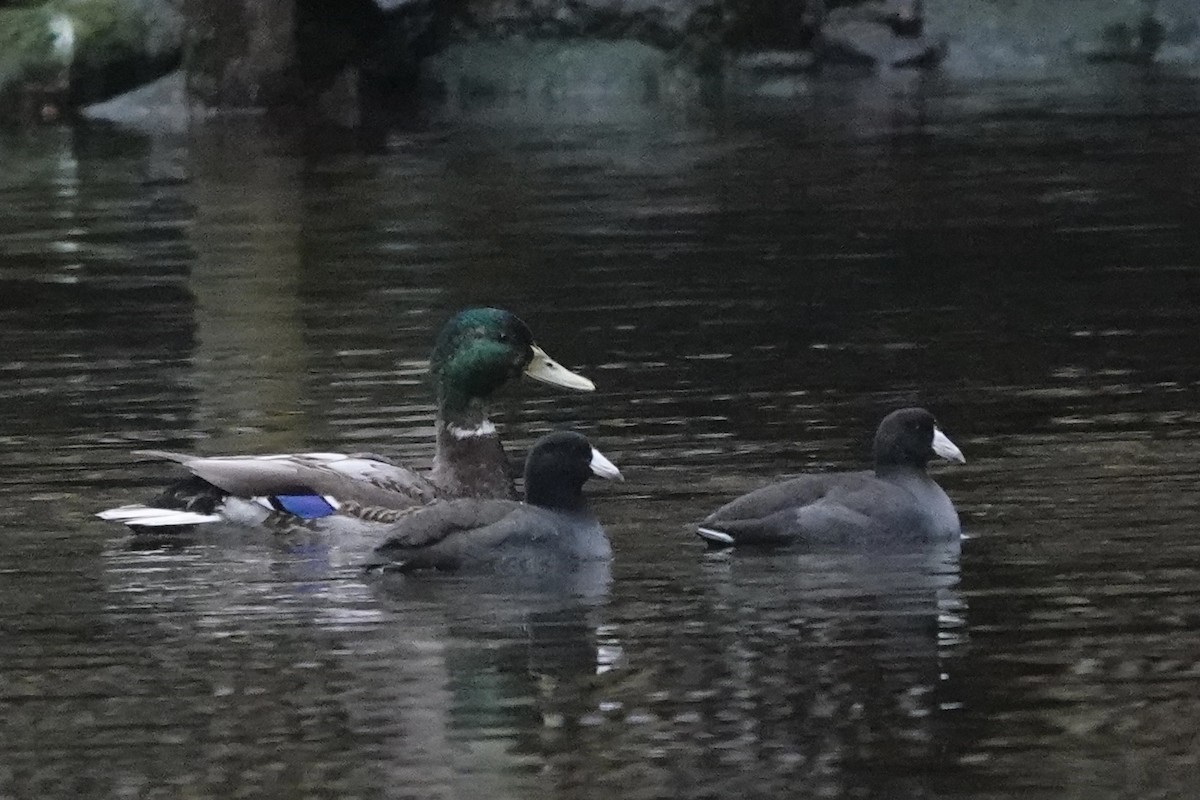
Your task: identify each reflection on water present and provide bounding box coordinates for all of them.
[2,72,1200,798]
[569,548,967,799]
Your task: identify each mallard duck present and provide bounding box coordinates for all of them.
[98,308,596,529]
[367,431,622,573]
[696,408,965,548]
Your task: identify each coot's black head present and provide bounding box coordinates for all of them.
[524,431,622,511]
[429,308,594,411]
[873,408,966,471]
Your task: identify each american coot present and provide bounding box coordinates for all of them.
[368,431,622,573]
[697,408,965,548]
[97,309,596,529]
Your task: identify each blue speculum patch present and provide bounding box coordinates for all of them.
[270,494,338,519]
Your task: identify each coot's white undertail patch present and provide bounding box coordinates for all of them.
[695,527,735,545]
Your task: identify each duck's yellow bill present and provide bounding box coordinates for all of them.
[524,345,595,392]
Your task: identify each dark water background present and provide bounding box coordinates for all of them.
[3,70,1200,798]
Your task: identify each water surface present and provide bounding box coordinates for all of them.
[2,71,1200,798]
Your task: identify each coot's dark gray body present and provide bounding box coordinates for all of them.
[697,408,965,548]
[370,431,621,573]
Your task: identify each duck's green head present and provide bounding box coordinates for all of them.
[430,308,594,411]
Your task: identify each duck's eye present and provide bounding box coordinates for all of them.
[496,332,509,343]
